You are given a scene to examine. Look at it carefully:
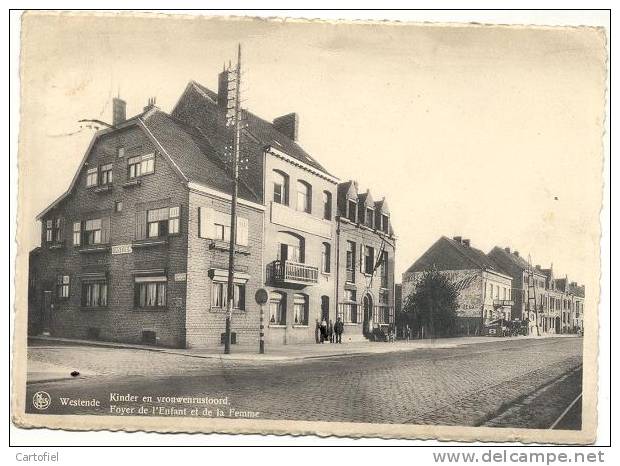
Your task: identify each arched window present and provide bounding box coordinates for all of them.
[277,231,304,263]
[293,293,309,325]
[273,170,289,205]
[322,191,332,220]
[296,180,312,213]
[321,242,331,273]
[269,291,286,325]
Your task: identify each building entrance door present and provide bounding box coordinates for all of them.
[363,294,373,337]
[321,296,329,322]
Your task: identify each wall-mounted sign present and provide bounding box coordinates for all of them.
[111,244,132,255]
[174,273,187,282]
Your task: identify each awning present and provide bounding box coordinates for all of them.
[208,268,251,284]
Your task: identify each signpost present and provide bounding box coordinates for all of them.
[255,288,268,354]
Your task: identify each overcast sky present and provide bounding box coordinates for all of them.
[19,13,606,284]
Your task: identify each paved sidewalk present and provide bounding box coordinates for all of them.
[29,333,579,362]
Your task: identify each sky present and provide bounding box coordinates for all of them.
[18,12,606,284]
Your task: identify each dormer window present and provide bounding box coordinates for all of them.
[381,214,389,233]
[365,207,374,228]
[347,200,357,222]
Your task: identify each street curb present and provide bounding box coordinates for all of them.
[28,334,581,363]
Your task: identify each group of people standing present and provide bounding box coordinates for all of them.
[316,317,344,344]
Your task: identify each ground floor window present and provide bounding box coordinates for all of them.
[57,274,70,299]
[376,306,390,324]
[269,291,286,325]
[211,282,246,310]
[342,289,358,323]
[134,277,167,309]
[293,293,308,325]
[81,281,108,308]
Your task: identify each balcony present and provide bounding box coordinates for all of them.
[269,260,318,286]
[493,299,514,307]
[346,268,356,283]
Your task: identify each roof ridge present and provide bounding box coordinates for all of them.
[444,236,492,271]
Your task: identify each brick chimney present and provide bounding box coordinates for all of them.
[143,97,157,112]
[453,236,462,244]
[513,251,519,257]
[463,239,471,247]
[504,247,511,253]
[273,113,299,141]
[112,97,126,127]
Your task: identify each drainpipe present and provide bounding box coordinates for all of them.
[335,218,341,320]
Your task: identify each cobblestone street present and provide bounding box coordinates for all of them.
[25,337,582,427]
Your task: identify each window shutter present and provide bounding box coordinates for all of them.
[236,217,249,246]
[135,211,147,240]
[198,207,214,239]
[101,216,111,244]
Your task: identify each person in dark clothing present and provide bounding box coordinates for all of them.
[320,319,328,343]
[334,317,344,343]
[315,319,320,344]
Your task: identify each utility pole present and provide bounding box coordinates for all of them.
[526,255,541,337]
[224,44,242,354]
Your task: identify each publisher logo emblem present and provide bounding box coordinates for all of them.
[32,391,51,410]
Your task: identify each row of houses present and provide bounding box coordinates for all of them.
[400,236,585,336]
[27,70,396,349]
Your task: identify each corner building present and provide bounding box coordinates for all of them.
[28,70,396,349]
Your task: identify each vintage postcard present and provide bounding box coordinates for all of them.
[12,11,607,442]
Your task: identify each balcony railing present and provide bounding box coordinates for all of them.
[493,299,514,307]
[270,260,318,286]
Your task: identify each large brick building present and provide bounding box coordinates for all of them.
[28,71,396,349]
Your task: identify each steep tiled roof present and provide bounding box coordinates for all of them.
[187,81,334,177]
[494,247,530,270]
[570,283,585,298]
[405,236,501,275]
[141,110,260,203]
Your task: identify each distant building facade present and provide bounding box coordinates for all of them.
[487,247,548,335]
[402,236,513,336]
[488,246,585,335]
